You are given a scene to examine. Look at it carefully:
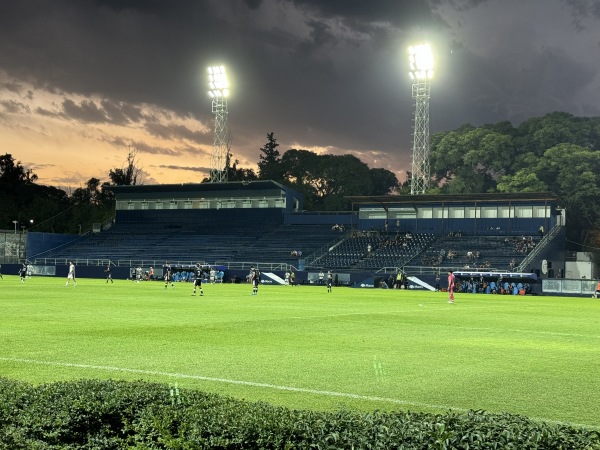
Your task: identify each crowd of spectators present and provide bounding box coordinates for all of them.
[456,275,531,295]
[511,236,537,254]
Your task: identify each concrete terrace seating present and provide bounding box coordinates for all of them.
[423,235,540,271]
[312,232,436,270]
[34,222,340,267]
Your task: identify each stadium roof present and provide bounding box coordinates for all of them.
[346,192,564,206]
[108,180,298,196]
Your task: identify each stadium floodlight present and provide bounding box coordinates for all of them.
[408,44,433,195]
[207,65,231,182]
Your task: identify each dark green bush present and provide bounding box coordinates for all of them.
[0,378,598,449]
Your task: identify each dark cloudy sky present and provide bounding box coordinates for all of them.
[0,0,599,189]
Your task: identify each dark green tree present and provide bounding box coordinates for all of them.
[369,167,401,195]
[430,126,515,193]
[279,150,398,210]
[0,153,37,192]
[225,154,258,182]
[257,132,283,181]
[430,112,600,254]
[109,147,142,186]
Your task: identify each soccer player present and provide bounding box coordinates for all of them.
[104,263,113,283]
[135,267,143,283]
[65,261,76,286]
[447,270,455,303]
[164,261,174,288]
[326,270,333,293]
[19,263,27,283]
[251,267,260,295]
[192,264,204,296]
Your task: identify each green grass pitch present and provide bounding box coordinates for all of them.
[2,275,600,429]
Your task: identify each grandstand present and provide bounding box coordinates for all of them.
[33,221,340,268]
[22,183,567,291]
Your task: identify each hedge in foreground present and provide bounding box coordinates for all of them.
[0,378,599,449]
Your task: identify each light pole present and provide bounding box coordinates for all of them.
[207,65,231,183]
[12,220,18,234]
[408,43,434,195]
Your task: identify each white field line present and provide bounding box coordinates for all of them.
[0,356,460,411]
[0,356,597,430]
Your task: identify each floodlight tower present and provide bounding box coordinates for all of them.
[408,44,434,195]
[207,66,231,183]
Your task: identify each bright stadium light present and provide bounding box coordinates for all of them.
[207,65,231,182]
[408,43,434,195]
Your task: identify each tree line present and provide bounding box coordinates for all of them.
[218,132,402,211]
[1,111,599,255]
[428,111,600,254]
[0,150,141,234]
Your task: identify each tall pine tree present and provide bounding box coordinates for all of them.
[257,132,282,181]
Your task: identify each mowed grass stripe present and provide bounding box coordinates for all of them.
[2,275,600,428]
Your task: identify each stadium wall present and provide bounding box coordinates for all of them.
[114,208,285,226]
[26,232,83,261]
[283,212,356,226]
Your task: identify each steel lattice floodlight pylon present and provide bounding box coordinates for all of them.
[207,66,231,183]
[408,44,434,195]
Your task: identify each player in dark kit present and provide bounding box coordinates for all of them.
[104,263,113,283]
[19,264,27,283]
[251,267,260,295]
[327,270,333,293]
[164,261,174,289]
[192,264,204,296]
